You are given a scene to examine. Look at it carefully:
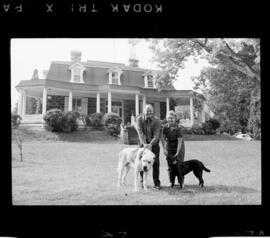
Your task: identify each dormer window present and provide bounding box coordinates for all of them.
[69,63,86,84]
[107,66,123,85]
[143,71,156,88]
[112,72,118,84]
[147,75,154,88]
[73,68,81,82]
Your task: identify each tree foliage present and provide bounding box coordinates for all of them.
[144,38,260,138]
[147,38,260,82]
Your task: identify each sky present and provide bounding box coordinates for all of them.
[11,38,210,110]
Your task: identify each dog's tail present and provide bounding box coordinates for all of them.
[202,163,211,172]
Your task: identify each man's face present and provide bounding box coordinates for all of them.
[145,107,153,119]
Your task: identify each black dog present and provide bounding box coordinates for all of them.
[168,156,211,188]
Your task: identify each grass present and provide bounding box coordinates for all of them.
[11,128,261,205]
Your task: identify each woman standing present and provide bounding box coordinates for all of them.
[161,110,185,188]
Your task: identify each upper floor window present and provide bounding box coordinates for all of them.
[111,72,118,84]
[143,71,156,88]
[73,68,81,82]
[108,66,123,85]
[69,63,86,83]
[147,75,154,88]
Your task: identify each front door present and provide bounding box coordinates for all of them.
[106,100,124,122]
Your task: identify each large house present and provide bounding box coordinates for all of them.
[15,51,208,127]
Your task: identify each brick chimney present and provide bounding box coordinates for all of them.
[71,50,82,62]
[31,69,39,80]
[128,43,139,67]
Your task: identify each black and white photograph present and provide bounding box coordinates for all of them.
[11,38,261,205]
[1,1,267,237]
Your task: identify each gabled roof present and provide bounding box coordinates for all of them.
[106,65,123,73]
[68,62,86,70]
[142,70,153,76]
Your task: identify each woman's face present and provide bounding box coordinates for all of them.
[167,115,176,125]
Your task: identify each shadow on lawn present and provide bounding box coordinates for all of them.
[183,134,240,141]
[12,127,119,143]
[55,130,119,143]
[161,184,259,195]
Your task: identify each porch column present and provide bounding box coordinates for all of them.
[201,101,206,123]
[68,90,73,111]
[142,95,146,111]
[96,92,100,113]
[166,97,170,115]
[42,87,47,115]
[18,89,23,116]
[108,91,112,113]
[135,94,139,116]
[22,90,26,116]
[190,96,194,126]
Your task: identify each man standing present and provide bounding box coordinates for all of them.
[136,104,161,189]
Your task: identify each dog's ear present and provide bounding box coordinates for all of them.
[144,144,152,150]
[137,148,144,160]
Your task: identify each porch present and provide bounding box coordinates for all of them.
[16,83,205,127]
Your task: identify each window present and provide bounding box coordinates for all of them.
[143,72,156,88]
[73,68,81,82]
[105,101,123,119]
[112,72,118,84]
[147,75,154,88]
[69,63,85,83]
[108,67,123,85]
[72,98,82,112]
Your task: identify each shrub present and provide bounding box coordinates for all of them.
[43,109,80,132]
[218,119,242,135]
[43,109,62,132]
[189,124,205,135]
[60,111,80,132]
[88,112,104,128]
[180,125,190,135]
[103,112,122,137]
[11,113,22,129]
[201,118,220,135]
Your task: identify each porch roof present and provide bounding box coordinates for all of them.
[15,79,206,100]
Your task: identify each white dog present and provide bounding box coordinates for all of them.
[117,147,155,191]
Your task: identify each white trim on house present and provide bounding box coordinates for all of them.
[110,89,140,95]
[69,63,86,84]
[143,71,157,89]
[107,66,123,85]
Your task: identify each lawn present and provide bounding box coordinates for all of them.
[11,128,261,205]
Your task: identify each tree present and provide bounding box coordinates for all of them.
[145,38,260,138]
[193,63,255,134]
[147,38,260,83]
